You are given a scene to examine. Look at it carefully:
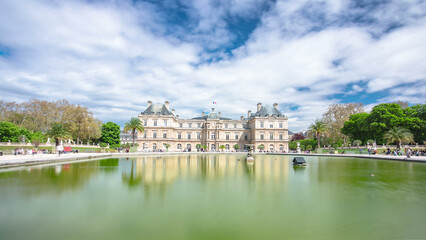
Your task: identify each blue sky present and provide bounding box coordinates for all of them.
[0,0,425,131]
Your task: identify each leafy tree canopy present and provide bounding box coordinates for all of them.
[0,121,31,142]
[101,122,121,147]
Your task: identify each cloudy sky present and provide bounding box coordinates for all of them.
[0,0,425,131]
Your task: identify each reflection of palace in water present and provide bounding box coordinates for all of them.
[120,154,290,189]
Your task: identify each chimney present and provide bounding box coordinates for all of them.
[171,109,175,115]
[273,103,278,109]
[257,102,262,112]
[202,111,205,117]
[147,101,152,107]
[165,101,170,109]
[240,116,244,120]
[248,110,252,118]
[218,112,221,118]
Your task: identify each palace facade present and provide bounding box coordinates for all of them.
[137,101,289,152]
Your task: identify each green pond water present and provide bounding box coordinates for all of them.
[0,154,425,240]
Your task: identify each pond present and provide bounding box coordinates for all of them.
[0,154,425,240]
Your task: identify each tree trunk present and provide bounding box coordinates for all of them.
[132,129,135,146]
[317,133,320,150]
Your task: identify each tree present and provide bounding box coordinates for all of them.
[257,144,265,151]
[196,144,202,151]
[305,145,313,151]
[101,122,121,148]
[202,145,207,151]
[353,140,362,148]
[309,120,327,150]
[342,103,425,144]
[124,117,144,146]
[367,139,374,146]
[322,103,364,145]
[383,127,414,150]
[165,143,170,151]
[0,121,31,142]
[47,123,71,146]
[291,133,305,141]
[219,145,225,152]
[233,144,240,151]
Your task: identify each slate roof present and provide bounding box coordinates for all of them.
[192,108,231,120]
[253,105,285,117]
[141,103,173,115]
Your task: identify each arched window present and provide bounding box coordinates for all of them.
[187,144,191,150]
[211,144,216,151]
[225,144,230,150]
[270,144,274,151]
[152,143,157,150]
[279,145,284,151]
[177,144,182,150]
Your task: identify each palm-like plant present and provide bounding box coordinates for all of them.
[309,120,327,150]
[233,144,240,151]
[219,145,225,152]
[124,117,144,146]
[257,144,265,151]
[47,123,71,146]
[383,127,414,150]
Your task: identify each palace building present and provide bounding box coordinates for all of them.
[137,101,289,152]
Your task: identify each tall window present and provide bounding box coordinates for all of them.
[143,132,146,138]
[234,124,237,128]
[179,123,183,127]
[260,134,264,140]
[197,133,201,139]
[163,133,167,138]
[143,121,147,126]
[187,144,191,150]
[152,143,157,150]
[270,123,273,128]
[235,134,239,140]
[177,144,182,150]
[187,133,191,139]
[211,132,216,140]
[279,134,283,140]
[244,134,248,141]
[226,134,230,140]
[226,144,230,150]
[163,120,167,126]
[260,122,264,128]
[153,132,157,139]
[270,145,274,151]
[188,123,192,128]
[153,120,157,126]
[225,124,228,128]
[178,133,181,139]
[197,123,201,128]
[270,133,274,140]
[279,122,283,128]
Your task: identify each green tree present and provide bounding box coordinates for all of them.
[0,121,31,142]
[165,143,170,151]
[219,145,225,152]
[305,145,313,151]
[309,120,327,150]
[196,144,202,151]
[367,139,374,146]
[101,122,121,148]
[123,117,144,146]
[383,127,414,150]
[233,144,240,151]
[47,123,71,146]
[353,140,362,148]
[257,144,265,151]
[341,112,372,143]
